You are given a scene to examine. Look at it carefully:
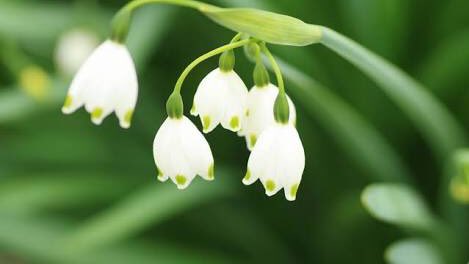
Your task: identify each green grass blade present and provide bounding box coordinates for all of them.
[0,174,137,216]
[65,169,235,252]
[338,0,409,59]
[276,57,411,182]
[320,27,467,158]
[0,214,232,264]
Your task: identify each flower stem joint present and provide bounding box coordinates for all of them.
[110,10,132,43]
[166,92,184,119]
[219,50,235,72]
[274,93,290,124]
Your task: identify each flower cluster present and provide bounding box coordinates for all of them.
[62,35,305,201]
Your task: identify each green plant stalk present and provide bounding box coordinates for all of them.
[0,214,230,264]
[174,38,250,93]
[121,0,215,13]
[261,43,285,95]
[319,26,466,158]
[64,174,234,252]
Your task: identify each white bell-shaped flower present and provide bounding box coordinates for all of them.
[244,123,305,201]
[191,68,248,133]
[238,83,296,150]
[61,40,138,129]
[153,116,215,189]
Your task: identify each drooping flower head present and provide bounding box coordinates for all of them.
[154,92,215,189]
[244,118,305,201]
[239,83,296,150]
[243,84,305,201]
[191,50,248,133]
[62,40,138,129]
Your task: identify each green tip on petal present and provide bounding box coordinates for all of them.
[175,175,187,186]
[190,103,197,115]
[91,107,103,121]
[265,180,276,192]
[156,168,164,179]
[157,168,167,182]
[124,109,134,125]
[243,170,251,181]
[230,116,240,130]
[245,109,250,117]
[290,184,299,199]
[208,163,215,180]
[202,116,211,132]
[249,134,257,149]
[63,95,72,109]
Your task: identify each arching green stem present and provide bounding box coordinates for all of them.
[121,0,216,13]
[174,38,250,94]
[319,26,466,157]
[260,43,285,96]
[260,43,290,123]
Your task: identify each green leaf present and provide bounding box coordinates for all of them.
[385,239,444,264]
[0,174,137,216]
[361,184,436,231]
[0,214,231,264]
[65,169,235,252]
[338,0,409,58]
[320,27,466,158]
[0,80,65,124]
[203,8,321,46]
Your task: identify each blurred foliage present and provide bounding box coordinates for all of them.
[0,0,468,263]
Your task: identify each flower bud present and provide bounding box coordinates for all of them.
[450,150,469,204]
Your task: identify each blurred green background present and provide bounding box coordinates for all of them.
[0,0,468,263]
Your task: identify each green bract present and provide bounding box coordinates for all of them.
[253,61,270,87]
[218,50,235,72]
[203,8,322,46]
[274,93,290,124]
[166,92,183,119]
[111,10,132,43]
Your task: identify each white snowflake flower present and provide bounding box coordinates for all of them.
[191,68,248,133]
[238,83,296,150]
[61,40,138,129]
[243,122,305,201]
[153,116,215,189]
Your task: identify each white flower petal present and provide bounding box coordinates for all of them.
[192,69,225,133]
[240,83,296,150]
[153,116,214,189]
[62,40,138,127]
[219,71,248,132]
[180,117,214,180]
[192,68,247,133]
[246,123,305,201]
